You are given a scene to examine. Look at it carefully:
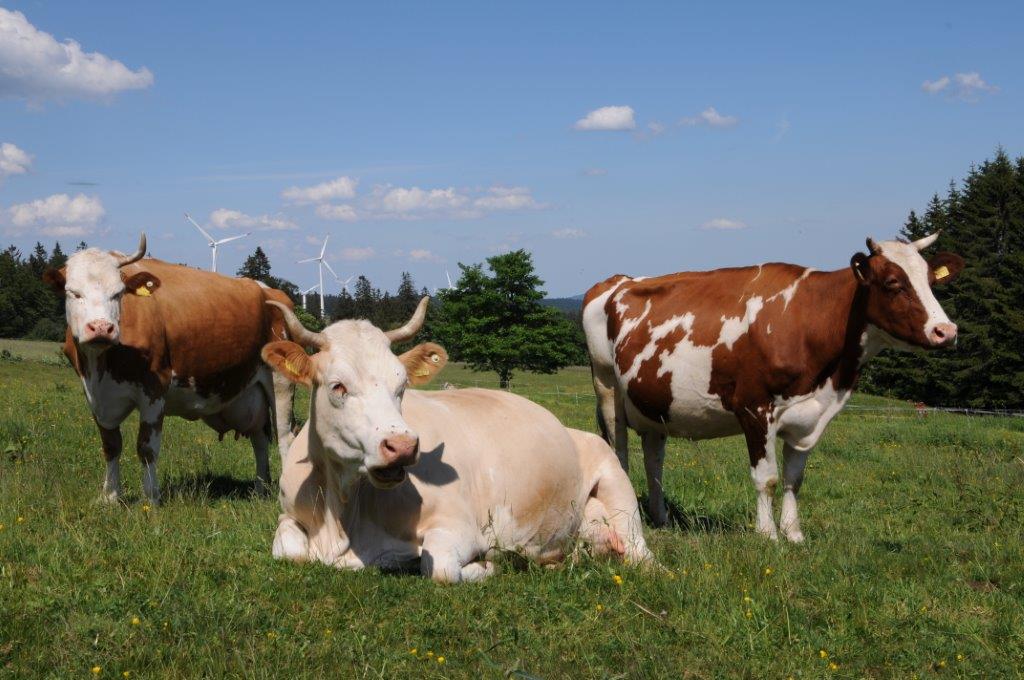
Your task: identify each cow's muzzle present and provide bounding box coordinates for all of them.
[927,322,957,348]
[367,435,419,489]
[80,320,119,347]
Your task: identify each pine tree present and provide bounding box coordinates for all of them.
[236,247,273,282]
[431,250,579,388]
[863,149,1024,408]
[48,242,67,269]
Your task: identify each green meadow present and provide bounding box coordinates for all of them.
[0,339,1021,678]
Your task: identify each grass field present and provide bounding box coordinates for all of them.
[1,339,1022,678]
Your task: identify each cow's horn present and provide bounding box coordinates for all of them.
[385,296,429,344]
[865,237,882,255]
[117,233,147,268]
[265,301,328,350]
[911,231,940,251]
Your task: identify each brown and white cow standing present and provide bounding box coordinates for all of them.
[43,234,296,503]
[583,233,964,540]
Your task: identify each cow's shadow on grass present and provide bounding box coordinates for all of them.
[637,493,740,533]
[163,473,269,502]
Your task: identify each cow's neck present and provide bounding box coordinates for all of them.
[798,269,877,393]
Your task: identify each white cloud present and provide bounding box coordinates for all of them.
[701,218,747,231]
[0,8,153,104]
[922,72,998,101]
[921,76,950,94]
[0,142,32,183]
[552,228,587,239]
[647,121,667,136]
[6,193,104,236]
[315,204,358,222]
[473,186,540,211]
[574,105,636,131]
[680,107,739,129]
[281,176,357,204]
[408,248,440,261]
[378,186,469,214]
[208,209,296,231]
[339,247,375,261]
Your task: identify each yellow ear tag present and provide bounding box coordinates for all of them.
[414,366,431,377]
[135,285,151,296]
[283,359,299,377]
[934,265,949,280]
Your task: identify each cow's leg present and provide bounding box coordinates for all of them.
[271,369,296,457]
[95,419,123,503]
[272,515,309,562]
[136,405,165,504]
[592,369,628,471]
[740,412,779,540]
[641,431,669,527]
[250,422,272,496]
[420,528,480,584]
[780,442,810,543]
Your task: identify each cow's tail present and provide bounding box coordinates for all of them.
[590,362,612,444]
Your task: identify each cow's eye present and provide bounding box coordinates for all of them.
[67,290,82,300]
[884,277,902,292]
[331,382,347,396]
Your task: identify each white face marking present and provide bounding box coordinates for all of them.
[309,321,416,470]
[878,240,951,338]
[62,248,127,344]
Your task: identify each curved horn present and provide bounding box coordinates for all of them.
[385,296,430,344]
[116,233,147,268]
[265,300,328,350]
[911,231,940,251]
[865,237,882,255]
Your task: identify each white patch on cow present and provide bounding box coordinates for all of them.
[717,296,764,349]
[62,248,128,344]
[750,441,779,540]
[766,323,772,335]
[766,267,814,310]
[878,240,950,337]
[620,313,693,384]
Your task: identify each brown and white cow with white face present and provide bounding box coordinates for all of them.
[263,298,652,582]
[44,234,296,503]
[584,233,964,541]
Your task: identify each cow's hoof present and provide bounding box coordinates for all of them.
[99,491,122,504]
[757,525,780,542]
[784,530,805,544]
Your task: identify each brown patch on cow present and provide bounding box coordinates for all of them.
[95,420,123,462]
[137,420,162,463]
[582,274,629,311]
[42,267,66,294]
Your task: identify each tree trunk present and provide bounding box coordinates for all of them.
[499,368,512,390]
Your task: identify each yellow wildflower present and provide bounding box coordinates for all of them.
[745,610,752,619]
[595,604,603,611]
[828,662,839,671]
[16,516,24,523]
[956,654,964,662]
[131,617,140,626]
[937,659,946,668]
[142,504,151,513]
[409,648,417,655]
[437,656,446,665]
[92,667,101,675]
[426,651,434,658]
[819,650,828,659]
[764,567,773,575]
[123,673,131,678]
[324,628,333,637]
[612,574,623,586]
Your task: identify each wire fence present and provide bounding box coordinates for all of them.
[437,380,1024,419]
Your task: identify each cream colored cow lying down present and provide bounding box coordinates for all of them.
[262,297,652,582]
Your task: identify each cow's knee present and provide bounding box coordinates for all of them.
[272,516,309,562]
[460,561,495,582]
[420,529,474,583]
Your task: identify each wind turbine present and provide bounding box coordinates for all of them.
[298,235,330,318]
[184,213,250,273]
[300,283,320,311]
[434,269,454,294]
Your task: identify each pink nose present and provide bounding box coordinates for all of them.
[379,435,419,467]
[83,320,116,342]
[929,322,957,347]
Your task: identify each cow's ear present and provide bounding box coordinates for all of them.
[929,252,964,286]
[399,342,448,386]
[124,271,162,297]
[42,268,66,294]
[850,252,872,286]
[262,341,315,386]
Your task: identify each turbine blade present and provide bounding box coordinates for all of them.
[297,256,319,264]
[323,260,339,280]
[215,233,250,245]
[184,212,215,243]
[320,235,329,258]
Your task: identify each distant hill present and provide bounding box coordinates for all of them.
[541,294,583,315]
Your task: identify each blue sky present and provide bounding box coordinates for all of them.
[1,1,1020,296]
